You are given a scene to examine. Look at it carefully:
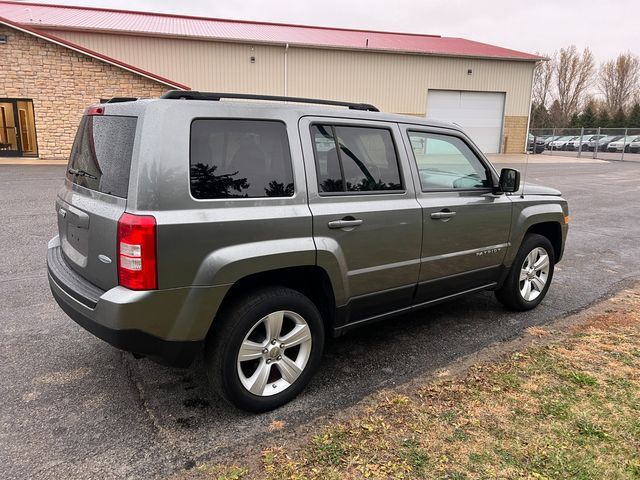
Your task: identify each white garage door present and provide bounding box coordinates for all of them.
[426,90,506,153]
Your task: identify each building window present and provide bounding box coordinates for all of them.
[0,99,38,157]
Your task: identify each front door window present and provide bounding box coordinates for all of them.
[0,99,38,157]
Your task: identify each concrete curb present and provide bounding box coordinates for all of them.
[0,159,67,165]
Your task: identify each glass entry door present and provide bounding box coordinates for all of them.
[0,99,38,157]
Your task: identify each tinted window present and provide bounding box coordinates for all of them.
[311,125,343,192]
[311,125,402,193]
[67,115,137,198]
[190,120,294,199]
[407,132,491,190]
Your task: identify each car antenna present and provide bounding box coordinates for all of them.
[520,146,530,199]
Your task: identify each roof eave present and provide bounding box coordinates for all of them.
[36,24,543,62]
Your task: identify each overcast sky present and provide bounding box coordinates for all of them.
[33,0,638,63]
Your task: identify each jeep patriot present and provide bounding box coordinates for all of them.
[47,91,569,412]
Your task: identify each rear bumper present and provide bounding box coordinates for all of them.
[49,276,199,366]
[47,236,230,366]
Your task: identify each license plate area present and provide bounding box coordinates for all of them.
[66,222,89,256]
[57,200,90,268]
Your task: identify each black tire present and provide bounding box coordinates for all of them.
[205,286,325,412]
[495,234,555,311]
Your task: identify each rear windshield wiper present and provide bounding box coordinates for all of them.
[68,167,98,180]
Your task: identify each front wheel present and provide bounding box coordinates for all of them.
[205,287,325,412]
[495,234,555,311]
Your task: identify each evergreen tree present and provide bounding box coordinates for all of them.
[579,103,597,128]
[627,103,640,128]
[597,109,611,128]
[530,103,551,129]
[569,113,581,128]
[611,108,627,128]
[549,100,564,127]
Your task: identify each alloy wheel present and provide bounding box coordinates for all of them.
[236,310,312,396]
[519,247,550,302]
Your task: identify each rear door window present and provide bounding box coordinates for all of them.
[190,119,294,199]
[67,115,137,198]
[311,125,403,193]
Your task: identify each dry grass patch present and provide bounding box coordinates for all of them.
[196,288,640,479]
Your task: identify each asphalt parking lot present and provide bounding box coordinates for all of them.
[2,159,640,479]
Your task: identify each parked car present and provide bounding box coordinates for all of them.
[47,91,569,412]
[548,136,578,150]
[527,134,546,153]
[543,135,562,148]
[588,135,623,152]
[565,134,605,151]
[607,135,640,152]
[629,138,640,153]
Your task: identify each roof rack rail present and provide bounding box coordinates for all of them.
[102,97,138,104]
[160,90,379,112]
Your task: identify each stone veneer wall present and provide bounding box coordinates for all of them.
[503,115,528,154]
[0,25,169,160]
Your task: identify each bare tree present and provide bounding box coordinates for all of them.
[532,53,555,107]
[598,53,640,112]
[554,46,594,125]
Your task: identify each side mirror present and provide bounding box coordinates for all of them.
[498,168,520,193]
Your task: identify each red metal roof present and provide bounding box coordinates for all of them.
[0,15,190,89]
[0,1,542,61]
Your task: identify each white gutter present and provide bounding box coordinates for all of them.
[523,61,537,153]
[284,43,289,96]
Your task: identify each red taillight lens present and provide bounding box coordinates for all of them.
[117,213,157,290]
[86,105,104,116]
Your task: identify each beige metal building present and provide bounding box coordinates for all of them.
[0,1,541,159]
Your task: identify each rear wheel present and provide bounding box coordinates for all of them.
[205,287,325,412]
[495,234,555,311]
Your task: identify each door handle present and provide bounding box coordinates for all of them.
[328,218,363,229]
[430,210,457,220]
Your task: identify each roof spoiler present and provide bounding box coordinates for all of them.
[99,97,139,104]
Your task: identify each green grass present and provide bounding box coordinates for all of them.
[400,438,429,476]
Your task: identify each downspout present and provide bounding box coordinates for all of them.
[523,60,537,153]
[284,43,289,96]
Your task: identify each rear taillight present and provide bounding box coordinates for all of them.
[117,213,157,290]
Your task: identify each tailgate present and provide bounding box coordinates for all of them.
[56,188,125,290]
[56,112,137,291]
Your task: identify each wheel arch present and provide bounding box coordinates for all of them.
[507,203,567,267]
[207,265,337,340]
[525,221,563,262]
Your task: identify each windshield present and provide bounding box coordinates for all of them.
[66,115,137,198]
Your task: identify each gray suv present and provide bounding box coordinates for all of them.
[47,91,569,412]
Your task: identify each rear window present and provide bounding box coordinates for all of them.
[66,115,137,198]
[190,119,294,199]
